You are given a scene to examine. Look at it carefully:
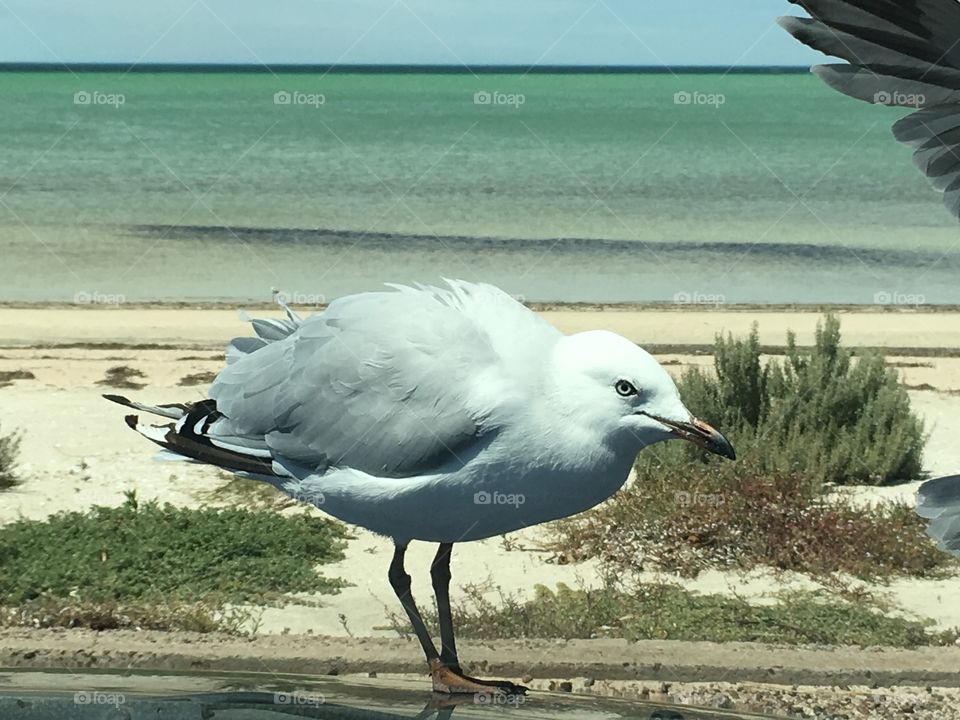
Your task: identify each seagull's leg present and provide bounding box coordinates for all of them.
[388,543,440,662]
[427,542,528,696]
[430,543,461,671]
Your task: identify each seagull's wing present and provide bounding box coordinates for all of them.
[779,0,960,219]
[916,474,960,556]
[114,282,560,481]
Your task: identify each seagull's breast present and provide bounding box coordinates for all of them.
[286,432,634,545]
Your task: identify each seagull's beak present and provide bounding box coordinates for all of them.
[647,413,736,460]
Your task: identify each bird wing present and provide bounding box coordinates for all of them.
[779,0,960,219]
[916,474,960,556]
[202,281,559,479]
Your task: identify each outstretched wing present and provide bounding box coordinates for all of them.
[779,0,960,219]
[916,474,960,556]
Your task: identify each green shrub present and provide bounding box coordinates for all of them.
[665,314,924,486]
[0,425,21,490]
[0,492,348,605]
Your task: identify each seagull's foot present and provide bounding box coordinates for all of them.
[428,658,528,696]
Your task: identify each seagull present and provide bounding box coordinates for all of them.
[104,280,735,695]
[779,0,960,220]
[916,475,960,557]
[781,0,960,557]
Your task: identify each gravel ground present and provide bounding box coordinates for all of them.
[2,630,960,718]
[528,678,960,720]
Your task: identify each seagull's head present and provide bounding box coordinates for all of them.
[552,330,736,460]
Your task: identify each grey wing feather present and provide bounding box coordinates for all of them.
[209,283,529,478]
[779,0,960,220]
[916,475,960,556]
[227,300,303,364]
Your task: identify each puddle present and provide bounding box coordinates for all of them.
[0,669,776,719]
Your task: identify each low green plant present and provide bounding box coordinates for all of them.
[0,492,349,631]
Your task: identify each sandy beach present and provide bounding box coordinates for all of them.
[4,304,960,351]
[0,304,957,637]
[0,303,957,720]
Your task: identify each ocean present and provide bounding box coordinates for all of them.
[1,70,958,304]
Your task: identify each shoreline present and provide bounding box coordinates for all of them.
[2,307,960,352]
[1,630,959,687]
[4,301,960,312]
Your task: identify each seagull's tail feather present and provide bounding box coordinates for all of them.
[916,474,960,557]
[104,299,307,484]
[102,393,192,420]
[106,395,282,479]
[227,297,303,365]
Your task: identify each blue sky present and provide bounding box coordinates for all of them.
[1,0,822,66]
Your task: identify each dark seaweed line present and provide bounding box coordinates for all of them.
[126,223,954,268]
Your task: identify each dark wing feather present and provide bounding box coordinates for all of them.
[780,0,960,220]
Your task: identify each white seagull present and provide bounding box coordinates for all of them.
[780,0,960,556]
[105,280,735,695]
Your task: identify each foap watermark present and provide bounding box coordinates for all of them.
[874,90,925,108]
[274,289,326,307]
[74,90,125,108]
[273,691,325,708]
[475,693,526,707]
[474,490,525,507]
[289,489,325,506]
[273,90,325,108]
[675,491,725,508]
[74,290,125,306]
[674,90,725,108]
[874,290,926,307]
[74,691,126,707]
[473,90,525,108]
[673,290,725,307]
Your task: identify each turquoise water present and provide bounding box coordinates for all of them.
[1,72,958,303]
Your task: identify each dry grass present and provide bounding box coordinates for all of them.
[549,455,953,581]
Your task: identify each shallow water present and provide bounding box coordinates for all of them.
[2,72,958,303]
[0,670,767,719]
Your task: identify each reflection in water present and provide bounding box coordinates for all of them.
[0,686,767,720]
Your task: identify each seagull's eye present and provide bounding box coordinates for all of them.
[615,379,638,397]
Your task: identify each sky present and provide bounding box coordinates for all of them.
[0,0,823,66]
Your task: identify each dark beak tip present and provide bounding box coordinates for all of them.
[711,433,736,461]
[691,418,736,461]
